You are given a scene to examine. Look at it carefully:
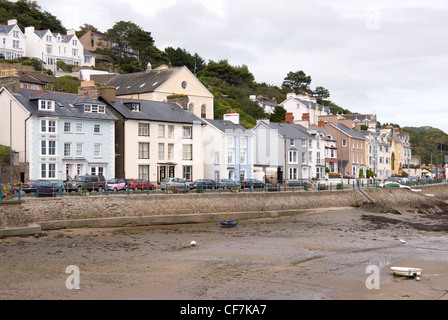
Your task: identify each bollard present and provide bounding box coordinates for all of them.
[36,186,39,198]
[127,184,129,196]
[330,182,332,191]
[292,184,294,192]
[61,185,63,197]
[84,184,87,197]
[250,183,252,193]
[18,186,21,201]
[106,184,109,196]
[147,183,149,195]
[184,183,187,194]
[264,183,267,193]
[202,183,204,194]
[0,187,2,201]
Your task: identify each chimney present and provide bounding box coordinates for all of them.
[78,81,99,99]
[224,111,240,125]
[302,113,310,126]
[67,29,76,35]
[0,74,20,94]
[8,19,17,26]
[167,94,189,110]
[285,112,294,123]
[25,26,35,35]
[98,86,116,103]
[286,92,296,99]
[318,120,325,127]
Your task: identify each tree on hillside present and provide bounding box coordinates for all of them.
[282,70,312,95]
[0,0,66,34]
[312,86,330,102]
[76,23,100,38]
[101,21,154,67]
[270,106,287,123]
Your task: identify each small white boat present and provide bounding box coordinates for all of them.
[391,267,422,278]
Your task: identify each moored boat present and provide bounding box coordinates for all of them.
[220,221,238,227]
[391,266,422,277]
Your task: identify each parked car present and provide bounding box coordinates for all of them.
[160,178,188,191]
[240,179,265,189]
[215,179,238,189]
[128,179,155,191]
[107,178,127,191]
[0,184,19,194]
[189,179,217,190]
[65,175,106,192]
[22,180,61,196]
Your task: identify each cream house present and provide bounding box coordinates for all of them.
[106,64,214,119]
[99,92,204,184]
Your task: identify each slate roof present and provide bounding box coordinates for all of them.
[336,123,367,139]
[101,97,203,124]
[288,96,331,114]
[33,30,75,43]
[205,119,248,133]
[263,121,309,139]
[106,66,181,96]
[0,24,16,35]
[14,89,118,121]
[19,71,55,85]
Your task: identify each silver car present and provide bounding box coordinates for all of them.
[160,178,189,191]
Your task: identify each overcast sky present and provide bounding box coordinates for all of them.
[37,0,448,134]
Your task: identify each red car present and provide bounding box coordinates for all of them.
[128,179,155,191]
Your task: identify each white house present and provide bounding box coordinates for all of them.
[280,92,331,126]
[203,112,254,182]
[24,26,95,71]
[0,19,26,60]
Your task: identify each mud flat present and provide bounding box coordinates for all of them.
[1,206,448,300]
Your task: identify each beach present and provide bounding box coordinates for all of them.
[1,206,448,301]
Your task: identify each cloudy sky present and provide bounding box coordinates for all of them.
[38,0,448,133]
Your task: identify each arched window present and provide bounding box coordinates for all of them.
[201,104,206,118]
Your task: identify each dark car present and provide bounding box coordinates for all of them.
[216,179,238,189]
[241,179,265,189]
[128,179,155,191]
[22,180,61,196]
[189,179,217,190]
[0,53,5,60]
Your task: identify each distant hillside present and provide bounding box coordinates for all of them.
[402,126,448,166]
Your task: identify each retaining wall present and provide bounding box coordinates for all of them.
[1,184,447,231]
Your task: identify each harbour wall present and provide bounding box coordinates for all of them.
[1,184,447,233]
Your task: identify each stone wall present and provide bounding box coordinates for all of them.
[1,184,447,229]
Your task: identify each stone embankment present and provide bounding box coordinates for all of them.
[0,184,447,236]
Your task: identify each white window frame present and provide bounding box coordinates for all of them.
[182,144,192,160]
[182,126,192,139]
[139,123,150,136]
[75,122,83,133]
[76,143,84,158]
[64,142,72,157]
[39,100,55,111]
[139,142,150,159]
[94,144,102,158]
[64,121,72,133]
[158,124,165,137]
[93,123,101,134]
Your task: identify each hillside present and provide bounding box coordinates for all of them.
[402,126,448,166]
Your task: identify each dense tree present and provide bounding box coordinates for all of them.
[270,106,287,123]
[312,86,330,102]
[282,70,312,95]
[101,21,154,67]
[76,23,99,38]
[0,0,66,34]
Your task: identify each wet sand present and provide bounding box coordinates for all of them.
[1,207,448,300]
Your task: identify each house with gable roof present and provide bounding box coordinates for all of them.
[96,87,204,184]
[279,92,331,126]
[24,26,94,70]
[0,75,117,182]
[322,121,367,178]
[106,64,214,120]
[203,112,254,182]
[0,19,26,60]
[251,119,311,183]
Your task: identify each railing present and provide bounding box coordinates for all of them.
[1,178,447,201]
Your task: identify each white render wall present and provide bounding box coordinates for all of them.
[124,120,203,182]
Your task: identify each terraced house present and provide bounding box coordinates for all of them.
[94,86,204,184]
[0,76,117,182]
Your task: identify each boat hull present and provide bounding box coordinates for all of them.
[391,267,422,277]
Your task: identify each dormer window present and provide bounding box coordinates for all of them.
[84,104,105,114]
[39,100,55,111]
[131,103,140,112]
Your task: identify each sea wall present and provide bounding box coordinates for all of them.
[1,184,447,230]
